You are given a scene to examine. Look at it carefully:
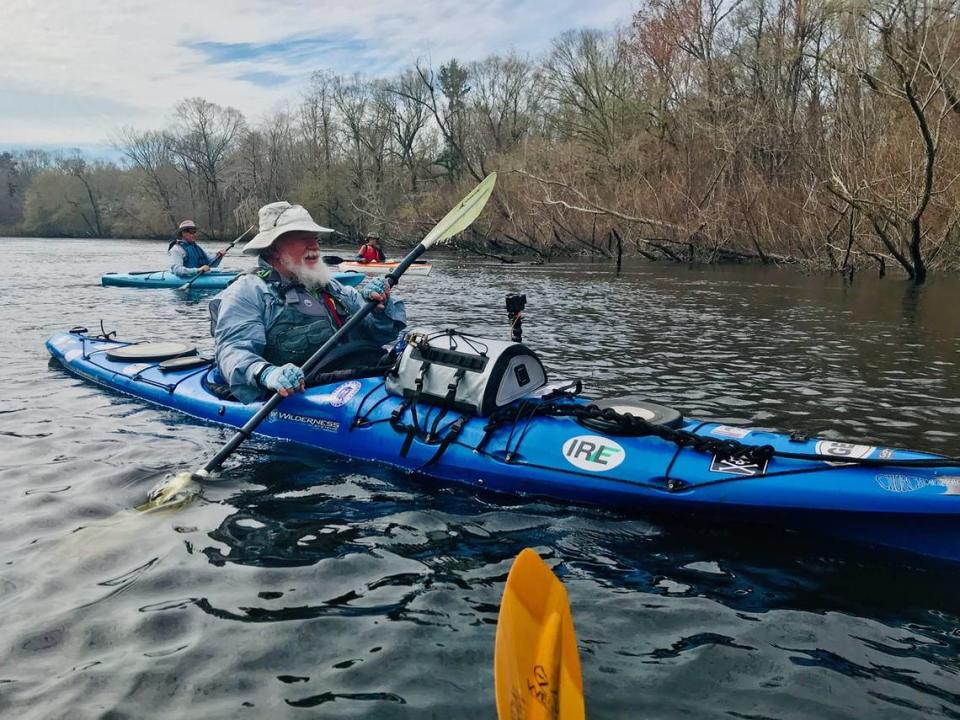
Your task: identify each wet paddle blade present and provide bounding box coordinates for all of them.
[135,471,202,512]
[421,172,497,248]
[495,548,585,720]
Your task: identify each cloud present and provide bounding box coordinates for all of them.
[0,0,637,148]
[234,70,298,88]
[187,36,372,66]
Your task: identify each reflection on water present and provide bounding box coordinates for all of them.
[1,238,959,718]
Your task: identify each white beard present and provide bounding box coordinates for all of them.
[280,256,331,290]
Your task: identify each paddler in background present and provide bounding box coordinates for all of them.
[356,231,386,263]
[209,202,406,403]
[168,220,224,277]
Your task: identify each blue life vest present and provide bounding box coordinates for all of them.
[169,238,212,268]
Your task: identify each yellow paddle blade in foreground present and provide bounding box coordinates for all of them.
[421,172,497,248]
[495,548,585,720]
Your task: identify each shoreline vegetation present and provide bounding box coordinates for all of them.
[2,2,958,285]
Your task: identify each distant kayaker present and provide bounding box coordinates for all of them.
[209,203,406,403]
[168,220,224,277]
[356,231,386,263]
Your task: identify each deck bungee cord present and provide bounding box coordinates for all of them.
[476,400,960,470]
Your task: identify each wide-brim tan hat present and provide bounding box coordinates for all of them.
[243,202,333,255]
[177,219,198,236]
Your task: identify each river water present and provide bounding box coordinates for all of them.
[1,237,959,719]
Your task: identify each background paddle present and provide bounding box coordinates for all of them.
[495,548,585,720]
[143,173,496,507]
[177,224,256,290]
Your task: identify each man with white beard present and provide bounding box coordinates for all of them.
[210,202,406,403]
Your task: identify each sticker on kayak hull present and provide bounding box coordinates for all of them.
[330,381,361,407]
[64,349,82,362]
[815,441,875,466]
[876,474,960,494]
[562,436,625,472]
[710,425,751,439]
[709,455,768,476]
[273,411,340,433]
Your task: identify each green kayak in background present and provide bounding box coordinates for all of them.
[101,269,365,290]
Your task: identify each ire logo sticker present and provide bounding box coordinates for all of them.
[562,436,626,472]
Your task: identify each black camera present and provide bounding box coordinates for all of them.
[506,294,526,342]
[505,294,527,315]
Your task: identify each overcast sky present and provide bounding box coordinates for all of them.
[1,0,634,155]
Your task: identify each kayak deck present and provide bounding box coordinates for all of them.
[45,330,960,564]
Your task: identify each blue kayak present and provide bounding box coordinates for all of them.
[45,329,960,564]
[101,270,364,289]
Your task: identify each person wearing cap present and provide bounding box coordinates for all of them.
[168,220,224,277]
[209,202,406,403]
[356,231,386,263]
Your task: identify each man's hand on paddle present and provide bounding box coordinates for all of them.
[263,364,306,397]
[361,278,391,310]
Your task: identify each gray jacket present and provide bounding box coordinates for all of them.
[210,268,406,402]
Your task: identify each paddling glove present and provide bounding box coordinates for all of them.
[361,278,387,301]
[262,363,305,392]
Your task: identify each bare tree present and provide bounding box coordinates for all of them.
[397,59,485,180]
[386,70,431,191]
[300,71,338,179]
[57,153,104,236]
[169,97,245,235]
[541,30,640,172]
[299,70,341,227]
[827,0,960,284]
[470,53,543,154]
[115,128,178,227]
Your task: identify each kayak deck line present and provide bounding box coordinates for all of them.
[45,329,960,565]
[101,270,365,289]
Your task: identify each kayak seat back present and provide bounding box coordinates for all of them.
[203,367,235,400]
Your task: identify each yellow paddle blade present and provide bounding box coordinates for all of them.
[135,471,201,513]
[495,548,585,720]
[421,172,497,248]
